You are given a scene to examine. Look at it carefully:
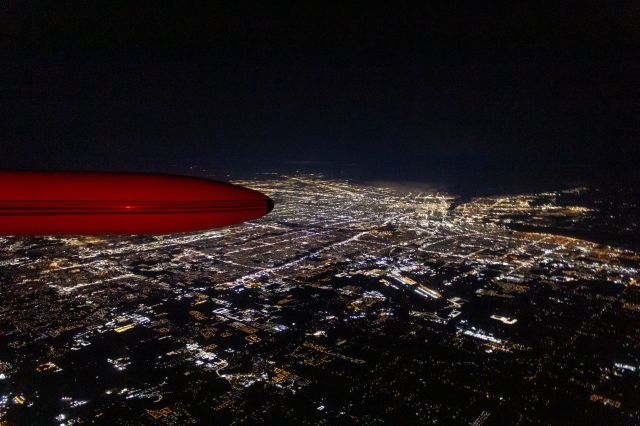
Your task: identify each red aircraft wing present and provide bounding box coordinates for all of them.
[0,171,273,235]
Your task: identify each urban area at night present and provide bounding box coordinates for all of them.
[1,175,638,424]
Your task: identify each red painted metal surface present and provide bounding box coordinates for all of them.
[0,171,273,235]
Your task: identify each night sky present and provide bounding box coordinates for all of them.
[2,3,639,191]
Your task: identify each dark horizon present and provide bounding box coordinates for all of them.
[2,3,639,192]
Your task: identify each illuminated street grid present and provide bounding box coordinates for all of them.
[0,175,638,424]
